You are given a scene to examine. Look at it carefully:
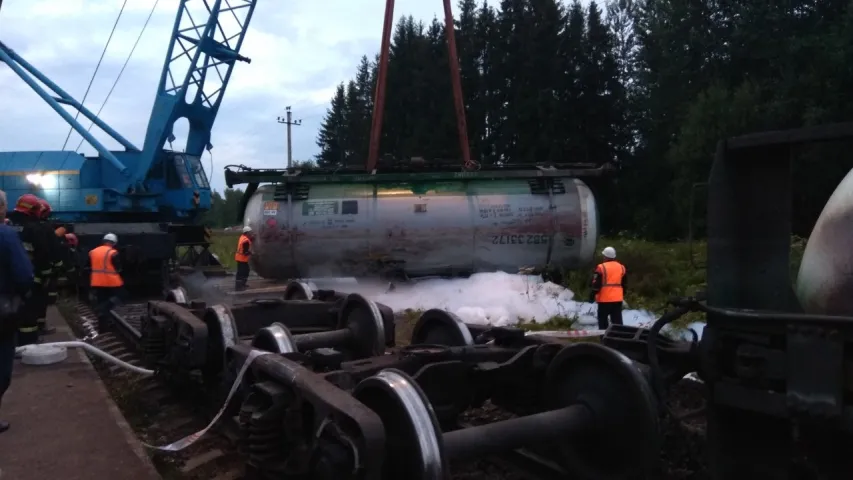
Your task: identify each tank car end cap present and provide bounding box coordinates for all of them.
[545,342,660,479]
[19,344,68,365]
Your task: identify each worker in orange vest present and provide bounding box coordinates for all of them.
[234,226,254,291]
[589,246,627,330]
[89,233,124,332]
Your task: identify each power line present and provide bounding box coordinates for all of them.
[62,0,129,151]
[76,0,161,152]
[277,106,302,168]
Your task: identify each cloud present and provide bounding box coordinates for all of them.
[0,0,463,192]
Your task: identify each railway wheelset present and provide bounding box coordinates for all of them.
[112,281,703,480]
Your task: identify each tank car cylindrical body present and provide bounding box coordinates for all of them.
[797,167,853,314]
[243,177,599,280]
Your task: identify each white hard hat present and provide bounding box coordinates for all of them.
[103,233,118,244]
[601,246,616,259]
[242,226,252,233]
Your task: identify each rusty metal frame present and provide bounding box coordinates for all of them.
[366,0,472,172]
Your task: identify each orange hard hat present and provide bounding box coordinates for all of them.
[38,199,52,219]
[14,194,42,217]
[64,233,78,248]
[55,226,67,237]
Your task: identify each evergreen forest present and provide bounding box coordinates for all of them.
[314,0,853,240]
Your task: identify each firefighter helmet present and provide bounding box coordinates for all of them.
[14,194,42,217]
[65,233,79,248]
[38,199,52,219]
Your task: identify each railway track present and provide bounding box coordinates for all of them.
[62,297,573,480]
[67,300,245,480]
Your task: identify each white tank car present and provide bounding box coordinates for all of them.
[797,167,853,314]
[242,178,599,280]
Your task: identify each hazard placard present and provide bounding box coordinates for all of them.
[263,201,279,216]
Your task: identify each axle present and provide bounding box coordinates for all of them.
[250,293,388,358]
[442,404,592,461]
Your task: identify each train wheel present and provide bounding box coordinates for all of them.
[544,343,660,479]
[410,309,473,347]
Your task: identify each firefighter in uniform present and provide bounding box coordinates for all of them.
[589,246,628,330]
[89,233,124,332]
[62,233,80,295]
[37,199,62,335]
[7,194,56,346]
[51,225,77,297]
[234,226,254,291]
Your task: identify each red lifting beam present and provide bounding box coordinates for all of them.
[365,0,474,172]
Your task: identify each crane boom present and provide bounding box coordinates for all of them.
[138,0,256,182]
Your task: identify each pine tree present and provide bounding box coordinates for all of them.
[315,83,347,167]
[349,56,374,165]
[343,80,361,165]
[456,0,484,161]
[476,1,501,165]
[605,0,639,156]
[424,17,459,160]
[493,0,529,162]
[580,1,621,164]
[521,0,563,164]
[558,1,587,162]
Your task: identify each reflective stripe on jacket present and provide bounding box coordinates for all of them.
[595,261,625,303]
[89,245,123,287]
[234,234,252,263]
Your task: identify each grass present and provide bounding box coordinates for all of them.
[204,231,241,270]
[201,231,808,334]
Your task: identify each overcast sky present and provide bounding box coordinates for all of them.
[0,0,487,192]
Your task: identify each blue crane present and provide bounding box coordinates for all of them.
[0,0,257,291]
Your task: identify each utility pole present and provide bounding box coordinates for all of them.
[277,106,301,168]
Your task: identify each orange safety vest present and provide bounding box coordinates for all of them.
[234,234,252,263]
[89,244,123,288]
[595,261,625,303]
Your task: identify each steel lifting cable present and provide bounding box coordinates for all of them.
[61,0,130,151]
[76,0,161,152]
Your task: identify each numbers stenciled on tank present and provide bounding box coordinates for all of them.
[479,203,513,219]
[478,204,547,220]
[490,234,549,245]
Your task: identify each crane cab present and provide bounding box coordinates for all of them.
[147,151,212,218]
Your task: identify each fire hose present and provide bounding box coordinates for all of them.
[14,341,270,452]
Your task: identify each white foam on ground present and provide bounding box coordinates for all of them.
[344,271,660,328]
